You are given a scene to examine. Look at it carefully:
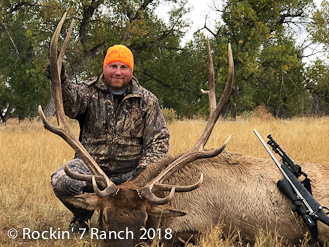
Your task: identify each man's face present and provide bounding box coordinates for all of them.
[103,62,133,91]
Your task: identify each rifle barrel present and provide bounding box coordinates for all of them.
[253,129,314,214]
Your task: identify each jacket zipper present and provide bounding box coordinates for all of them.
[121,109,127,133]
[105,101,109,132]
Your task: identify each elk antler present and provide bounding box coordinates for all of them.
[139,42,234,205]
[38,13,118,197]
[201,36,216,115]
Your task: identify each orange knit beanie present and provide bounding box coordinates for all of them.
[103,45,134,72]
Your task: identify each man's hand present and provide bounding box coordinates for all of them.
[132,163,147,180]
[44,62,67,83]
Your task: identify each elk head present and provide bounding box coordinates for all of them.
[39,13,234,247]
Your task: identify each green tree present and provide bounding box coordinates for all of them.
[304,0,329,116]
[0,1,50,120]
[198,0,314,118]
[305,59,329,115]
[136,31,211,118]
[0,0,192,120]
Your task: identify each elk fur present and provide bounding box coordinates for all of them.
[133,151,329,245]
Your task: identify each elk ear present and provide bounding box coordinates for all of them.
[61,194,101,211]
[148,207,186,218]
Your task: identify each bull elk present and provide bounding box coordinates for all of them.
[39,13,329,247]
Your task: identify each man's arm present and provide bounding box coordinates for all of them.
[45,63,91,119]
[139,98,170,165]
[61,78,91,118]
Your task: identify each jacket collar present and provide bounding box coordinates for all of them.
[96,73,142,98]
[127,76,143,98]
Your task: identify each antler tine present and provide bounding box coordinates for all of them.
[154,173,204,192]
[57,17,75,74]
[92,176,120,198]
[137,187,176,205]
[38,12,118,196]
[63,160,107,185]
[204,36,216,114]
[195,43,233,151]
[139,43,234,204]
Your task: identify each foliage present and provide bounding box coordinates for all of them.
[1,0,329,119]
[304,59,329,116]
[205,0,315,118]
[308,0,329,51]
[253,103,275,121]
[0,5,50,120]
[0,0,192,120]
[138,31,210,117]
[305,0,329,116]
[161,107,177,123]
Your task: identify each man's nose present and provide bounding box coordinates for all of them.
[114,67,122,75]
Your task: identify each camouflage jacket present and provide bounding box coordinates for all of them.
[61,74,169,176]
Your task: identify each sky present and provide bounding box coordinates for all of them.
[178,0,221,43]
[156,0,324,45]
[155,0,220,44]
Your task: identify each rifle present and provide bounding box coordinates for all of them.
[254,130,329,246]
[267,134,312,194]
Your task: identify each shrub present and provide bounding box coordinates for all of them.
[241,110,255,120]
[254,104,274,121]
[161,107,177,123]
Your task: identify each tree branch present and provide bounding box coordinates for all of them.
[0,22,20,62]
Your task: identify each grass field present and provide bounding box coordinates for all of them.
[1,114,329,247]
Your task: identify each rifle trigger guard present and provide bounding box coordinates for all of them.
[310,206,324,219]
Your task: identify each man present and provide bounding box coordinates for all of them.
[49,45,169,232]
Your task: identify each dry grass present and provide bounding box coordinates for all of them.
[168,116,329,164]
[1,115,329,246]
